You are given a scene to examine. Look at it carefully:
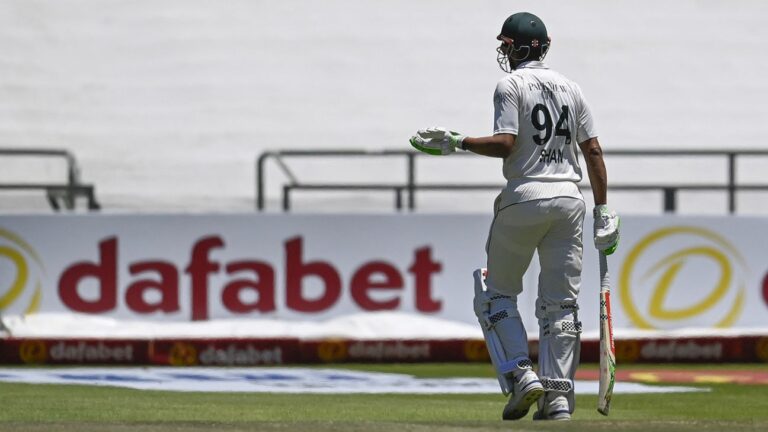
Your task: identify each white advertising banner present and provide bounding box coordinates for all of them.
[0,214,767,333]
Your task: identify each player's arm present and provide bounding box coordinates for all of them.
[579,136,619,254]
[408,129,515,158]
[410,78,519,158]
[578,137,607,205]
[462,133,515,158]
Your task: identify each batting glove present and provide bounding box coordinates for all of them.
[409,127,466,155]
[594,205,620,255]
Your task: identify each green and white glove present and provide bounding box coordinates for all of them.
[409,127,466,155]
[594,205,620,255]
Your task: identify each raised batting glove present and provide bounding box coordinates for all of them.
[409,126,466,156]
[594,205,620,255]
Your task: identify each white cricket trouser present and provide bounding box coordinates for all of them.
[485,196,585,304]
[483,196,585,414]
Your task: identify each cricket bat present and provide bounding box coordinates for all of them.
[597,252,616,416]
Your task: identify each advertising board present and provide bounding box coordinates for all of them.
[1,214,767,333]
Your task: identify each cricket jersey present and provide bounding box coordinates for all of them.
[493,61,598,207]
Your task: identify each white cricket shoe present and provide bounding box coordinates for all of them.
[533,395,571,421]
[501,370,544,420]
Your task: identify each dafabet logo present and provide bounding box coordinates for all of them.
[0,228,43,315]
[619,226,746,329]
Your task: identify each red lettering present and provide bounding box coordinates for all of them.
[57,235,446,318]
[125,261,179,313]
[222,261,276,313]
[408,247,442,312]
[350,262,403,310]
[184,236,223,321]
[58,237,117,313]
[285,237,341,312]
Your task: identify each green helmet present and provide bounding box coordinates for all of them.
[497,12,550,72]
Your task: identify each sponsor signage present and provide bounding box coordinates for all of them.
[1,214,767,333]
[1,335,767,364]
[301,339,485,363]
[0,367,710,394]
[0,338,147,364]
[0,215,472,324]
[150,338,301,366]
[616,224,750,330]
[581,336,768,363]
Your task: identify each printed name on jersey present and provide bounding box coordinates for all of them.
[528,82,568,93]
[539,148,565,164]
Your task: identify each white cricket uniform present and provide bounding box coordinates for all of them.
[482,61,598,413]
[486,60,597,303]
[494,61,597,208]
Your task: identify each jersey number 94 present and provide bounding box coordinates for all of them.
[532,104,571,146]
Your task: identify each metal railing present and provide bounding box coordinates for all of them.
[256,149,768,213]
[0,148,100,211]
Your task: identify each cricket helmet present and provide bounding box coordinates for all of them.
[497,12,550,72]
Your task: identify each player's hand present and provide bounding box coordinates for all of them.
[409,127,466,155]
[594,205,620,255]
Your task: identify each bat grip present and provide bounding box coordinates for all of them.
[599,252,610,291]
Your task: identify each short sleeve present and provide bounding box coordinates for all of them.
[575,84,598,143]
[493,78,520,135]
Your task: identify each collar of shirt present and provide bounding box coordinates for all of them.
[516,61,548,70]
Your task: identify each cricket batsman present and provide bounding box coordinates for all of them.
[409,12,620,420]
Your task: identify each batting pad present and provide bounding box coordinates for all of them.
[537,303,582,414]
[473,268,531,395]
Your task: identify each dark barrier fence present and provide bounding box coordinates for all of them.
[256,149,768,213]
[0,148,100,211]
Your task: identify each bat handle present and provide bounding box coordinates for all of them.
[599,252,609,290]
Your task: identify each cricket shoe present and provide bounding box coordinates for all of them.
[533,395,571,421]
[501,370,544,420]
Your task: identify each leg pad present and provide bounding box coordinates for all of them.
[473,268,530,395]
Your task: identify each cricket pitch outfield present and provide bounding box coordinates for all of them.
[0,363,766,432]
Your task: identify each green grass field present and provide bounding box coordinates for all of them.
[1,363,767,432]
